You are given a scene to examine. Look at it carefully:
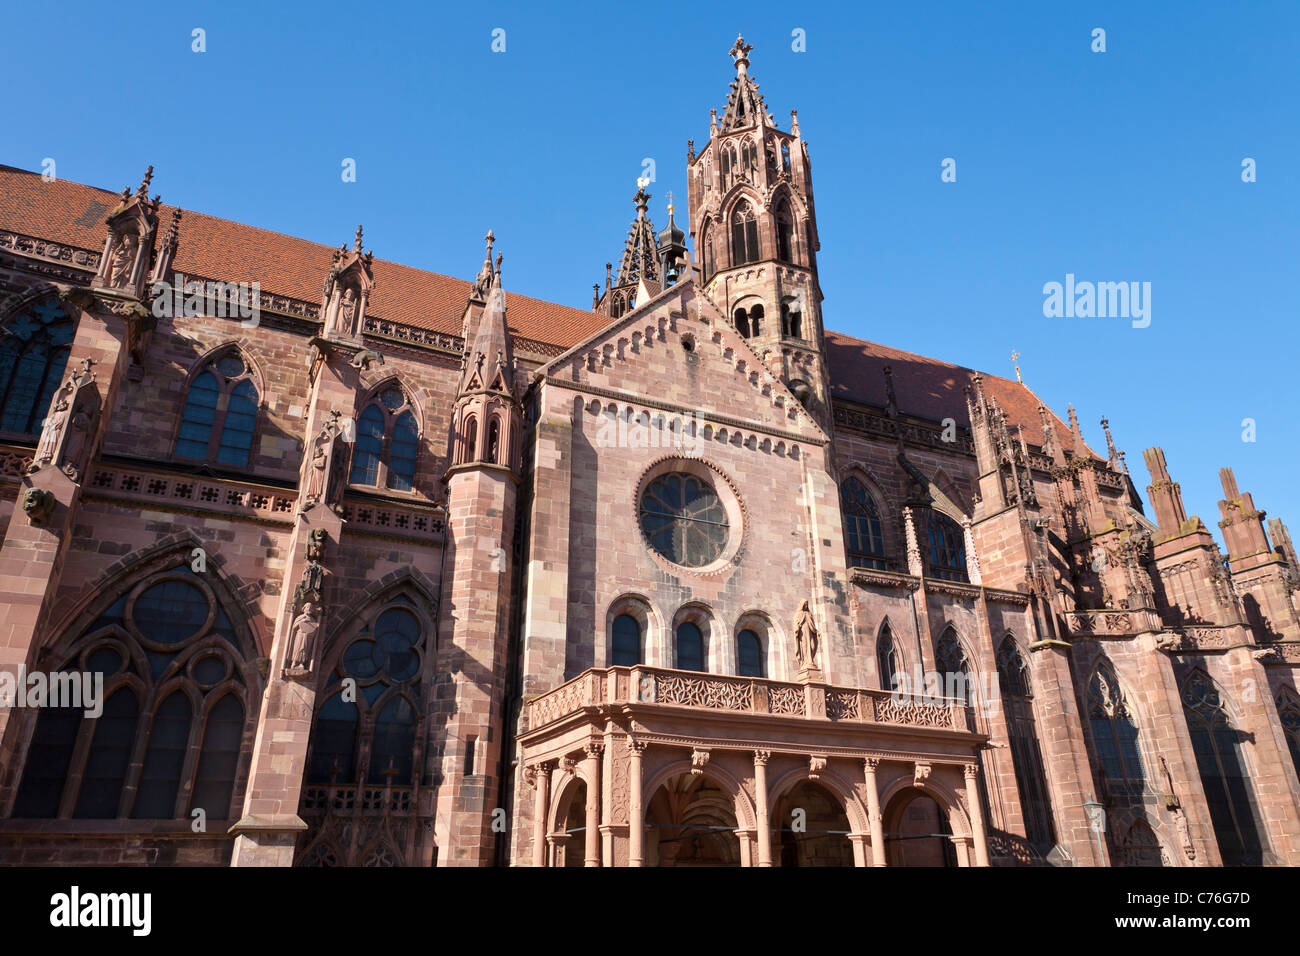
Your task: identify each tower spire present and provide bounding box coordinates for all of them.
[719,35,770,132]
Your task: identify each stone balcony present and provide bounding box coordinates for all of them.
[516,666,990,867]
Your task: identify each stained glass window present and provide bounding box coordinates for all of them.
[731,202,760,265]
[350,388,420,491]
[841,478,886,570]
[1087,658,1145,790]
[928,512,968,582]
[0,300,75,436]
[1181,670,1269,865]
[640,472,729,567]
[12,566,252,821]
[997,637,1056,851]
[611,614,641,667]
[676,621,705,672]
[174,350,259,466]
[736,629,763,677]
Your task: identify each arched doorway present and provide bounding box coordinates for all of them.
[560,779,588,868]
[771,780,853,867]
[645,774,741,866]
[885,788,959,867]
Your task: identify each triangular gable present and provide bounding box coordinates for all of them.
[537,278,825,442]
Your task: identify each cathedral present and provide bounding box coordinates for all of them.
[0,36,1298,868]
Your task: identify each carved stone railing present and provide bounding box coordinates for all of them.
[0,443,33,479]
[1063,607,1163,638]
[87,463,297,523]
[338,496,446,540]
[526,665,968,733]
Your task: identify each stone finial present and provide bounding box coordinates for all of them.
[729,34,753,73]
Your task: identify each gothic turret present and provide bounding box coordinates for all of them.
[687,35,829,425]
[595,188,662,318]
[451,233,521,473]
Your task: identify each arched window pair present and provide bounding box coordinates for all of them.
[350,387,419,491]
[927,512,969,582]
[610,614,763,677]
[1087,658,1145,795]
[733,303,763,338]
[13,566,252,821]
[0,299,75,438]
[840,478,887,570]
[174,349,259,467]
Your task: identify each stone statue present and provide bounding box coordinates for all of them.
[301,413,345,513]
[22,488,55,524]
[285,601,322,676]
[793,599,820,670]
[339,287,357,336]
[107,233,138,289]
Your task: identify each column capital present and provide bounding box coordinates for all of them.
[963,763,980,780]
[863,757,881,774]
[753,749,771,766]
[628,737,648,755]
[582,742,603,761]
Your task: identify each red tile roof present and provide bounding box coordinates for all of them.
[1,164,1090,452]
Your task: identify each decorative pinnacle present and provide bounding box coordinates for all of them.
[729,34,753,73]
[634,187,650,218]
[138,165,154,196]
[353,224,364,251]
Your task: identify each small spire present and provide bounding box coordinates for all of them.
[137,165,154,196]
[1010,349,1023,383]
[1101,415,1121,468]
[164,207,182,245]
[353,224,364,252]
[790,109,801,137]
[687,139,695,163]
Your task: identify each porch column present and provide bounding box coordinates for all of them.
[629,739,646,867]
[848,833,868,867]
[863,758,887,867]
[965,764,990,867]
[583,743,602,867]
[754,750,772,867]
[531,762,552,867]
[954,837,972,867]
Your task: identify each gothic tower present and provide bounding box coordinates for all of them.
[687,35,829,424]
[435,233,523,864]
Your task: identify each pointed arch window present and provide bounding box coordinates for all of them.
[1278,690,1300,783]
[841,478,886,569]
[1181,670,1269,865]
[781,142,792,174]
[301,598,429,866]
[721,145,737,191]
[1087,658,1145,795]
[736,629,763,678]
[676,621,705,672]
[927,512,968,582]
[703,226,716,281]
[730,202,760,265]
[12,565,254,821]
[997,636,1056,851]
[174,350,259,466]
[487,417,502,465]
[774,199,795,263]
[0,299,76,438]
[876,622,899,691]
[740,140,758,182]
[350,387,420,491]
[935,628,973,705]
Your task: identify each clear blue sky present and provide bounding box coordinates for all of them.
[4,1,1296,548]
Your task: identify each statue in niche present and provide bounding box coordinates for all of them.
[338,287,357,336]
[106,233,138,289]
[301,413,346,513]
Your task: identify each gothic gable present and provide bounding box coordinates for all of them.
[537,279,825,442]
